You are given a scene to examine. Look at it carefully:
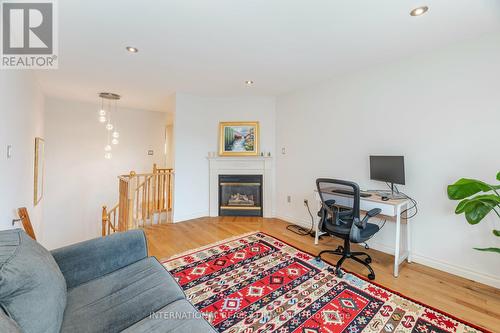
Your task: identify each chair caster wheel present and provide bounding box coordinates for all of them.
[336,270,344,278]
[336,246,344,252]
[364,257,372,264]
[368,273,375,280]
[315,256,321,262]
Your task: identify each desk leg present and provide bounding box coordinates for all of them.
[407,215,412,263]
[314,195,320,245]
[393,205,401,277]
[314,217,319,245]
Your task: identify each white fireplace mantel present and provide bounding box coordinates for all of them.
[208,157,274,217]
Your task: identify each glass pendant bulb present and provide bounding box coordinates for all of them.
[104,152,112,159]
[106,123,114,131]
[99,109,106,116]
[112,131,120,138]
[99,116,106,123]
[104,145,112,152]
[112,138,119,145]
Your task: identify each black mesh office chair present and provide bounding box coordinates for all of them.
[315,178,382,280]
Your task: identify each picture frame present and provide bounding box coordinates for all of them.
[34,137,45,206]
[219,121,259,156]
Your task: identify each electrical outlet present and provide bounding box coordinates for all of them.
[281,147,286,155]
[303,199,308,206]
[6,145,12,159]
[287,195,291,203]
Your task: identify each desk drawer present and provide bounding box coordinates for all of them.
[360,199,395,217]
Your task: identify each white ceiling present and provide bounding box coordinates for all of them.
[35,0,500,112]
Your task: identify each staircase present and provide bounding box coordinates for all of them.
[102,164,174,236]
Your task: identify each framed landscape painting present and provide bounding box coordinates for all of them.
[219,121,259,156]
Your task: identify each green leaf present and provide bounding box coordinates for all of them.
[464,201,494,224]
[455,194,500,224]
[447,178,494,200]
[455,199,470,214]
[497,171,500,181]
[474,247,500,254]
[493,230,500,237]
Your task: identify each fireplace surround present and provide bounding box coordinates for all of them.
[208,157,273,218]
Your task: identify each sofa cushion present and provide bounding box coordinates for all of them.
[61,256,185,333]
[0,229,67,333]
[51,229,148,289]
[122,299,217,333]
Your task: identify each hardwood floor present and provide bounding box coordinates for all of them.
[143,217,500,332]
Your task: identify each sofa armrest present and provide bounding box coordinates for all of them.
[51,230,148,289]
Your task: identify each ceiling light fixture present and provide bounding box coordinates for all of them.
[410,6,428,16]
[245,80,254,86]
[98,92,121,159]
[126,46,139,53]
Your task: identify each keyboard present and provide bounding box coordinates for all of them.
[330,189,372,198]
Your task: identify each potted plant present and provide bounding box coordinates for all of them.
[447,171,500,253]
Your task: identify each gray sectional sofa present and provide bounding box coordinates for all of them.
[0,229,216,333]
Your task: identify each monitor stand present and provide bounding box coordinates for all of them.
[381,183,406,200]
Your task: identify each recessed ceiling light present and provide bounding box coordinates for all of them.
[245,80,254,86]
[126,46,139,53]
[410,6,428,17]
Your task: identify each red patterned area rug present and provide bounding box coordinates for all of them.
[162,232,488,333]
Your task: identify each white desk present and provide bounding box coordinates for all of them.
[313,189,412,277]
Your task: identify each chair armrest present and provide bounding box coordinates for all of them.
[355,208,382,229]
[51,230,148,289]
[366,208,382,218]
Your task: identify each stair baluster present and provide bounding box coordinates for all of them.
[101,165,174,236]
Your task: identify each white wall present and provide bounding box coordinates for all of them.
[173,94,276,222]
[275,34,500,288]
[43,98,168,249]
[164,94,176,168]
[166,125,174,168]
[0,72,44,235]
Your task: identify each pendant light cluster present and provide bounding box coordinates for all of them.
[98,92,121,159]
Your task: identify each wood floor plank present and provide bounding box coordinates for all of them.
[143,217,500,332]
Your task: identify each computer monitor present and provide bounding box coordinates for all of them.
[370,156,405,198]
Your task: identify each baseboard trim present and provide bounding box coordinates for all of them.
[275,214,314,230]
[278,215,500,289]
[173,211,209,223]
[410,252,500,289]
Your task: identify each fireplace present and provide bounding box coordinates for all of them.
[219,175,263,216]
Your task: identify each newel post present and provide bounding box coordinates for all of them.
[127,171,136,231]
[101,205,108,236]
[152,164,158,210]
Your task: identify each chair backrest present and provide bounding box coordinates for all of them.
[316,178,361,221]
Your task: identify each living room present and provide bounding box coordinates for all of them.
[1,1,499,332]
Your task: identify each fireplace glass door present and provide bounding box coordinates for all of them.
[219,175,263,216]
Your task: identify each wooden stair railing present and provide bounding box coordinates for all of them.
[16,207,36,240]
[102,164,174,236]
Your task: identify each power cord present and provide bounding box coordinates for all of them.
[376,218,387,231]
[286,200,315,236]
[384,182,419,219]
[362,218,387,247]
